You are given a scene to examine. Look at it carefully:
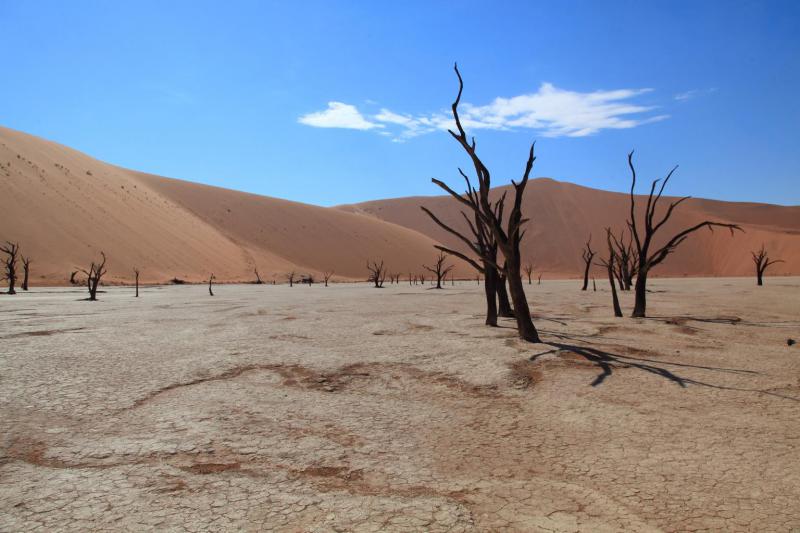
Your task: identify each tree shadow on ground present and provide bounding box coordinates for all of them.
[529,341,799,402]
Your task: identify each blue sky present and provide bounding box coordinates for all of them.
[1,0,798,206]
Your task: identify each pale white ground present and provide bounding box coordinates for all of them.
[1,278,799,532]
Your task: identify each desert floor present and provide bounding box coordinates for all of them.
[1,278,799,532]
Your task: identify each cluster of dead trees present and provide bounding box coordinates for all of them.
[582,151,745,317]
[1,241,33,294]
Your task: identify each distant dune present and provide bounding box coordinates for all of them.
[0,125,797,285]
[338,179,800,278]
[0,126,441,285]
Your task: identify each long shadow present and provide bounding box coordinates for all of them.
[534,341,800,402]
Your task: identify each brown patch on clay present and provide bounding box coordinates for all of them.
[507,360,543,389]
[183,462,240,475]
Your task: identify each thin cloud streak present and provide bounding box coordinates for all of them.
[300,83,667,140]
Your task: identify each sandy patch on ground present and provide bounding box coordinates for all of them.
[1,278,798,531]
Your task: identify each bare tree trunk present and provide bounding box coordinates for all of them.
[496,271,514,318]
[607,263,623,317]
[756,270,763,286]
[483,269,498,327]
[134,268,139,297]
[505,260,540,342]
[592,277,596,291]
[208,274,215,296]
[21,257,31,291]
[632,268,648,318]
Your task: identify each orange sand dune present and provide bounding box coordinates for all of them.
[339,178,800,278]
[0,126,442,285]
[1,124,797,285]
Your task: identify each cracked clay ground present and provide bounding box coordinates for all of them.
[1,278,799,532]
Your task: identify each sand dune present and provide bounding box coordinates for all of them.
[339,178,800,278]
[1,124,797,285]
[0,126,442,285]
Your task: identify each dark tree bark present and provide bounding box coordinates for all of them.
[626,151,742,317]
[69,270,79,285]
[423,252,454,289]
[79,252,107,301]
[429,64,540,342]
[751,245,783,286]
[581,235,595,291]
[21,256,31,291]
[597,229,623,317]
[134,267,140,297]
[609,229,637,290]
[366,260,386,288]
[208,273,215,296]
[323,271,333,287]
[496,268,514,318]
[1,241,19,294]
[592,277,597,292]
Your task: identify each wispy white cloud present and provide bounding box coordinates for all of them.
[298,101,382,130]
[299,83,667,140]
[674,88,717,101]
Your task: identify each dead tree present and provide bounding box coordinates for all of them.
[581,235,595,291]
[523,263,533,285]
[431,64,540,342]
[419,273,425,285]
[133,267,140,297]
[496,267,514,318]
[208,273,215,296]
[254,268,264,284]
[286,271,296,287]
[69,270,80,285]
[597,228,623,317]
[537,273,542,285]
[323,271,334,287]
[423,252,454,289]
[79,252,107,301]
[592,277,597,291]
[21,256,31,291]
[1,241,19,294]
[626,151,742,317]
[609,228,638,290]
[366,260,386,288]
[752,245,783,286]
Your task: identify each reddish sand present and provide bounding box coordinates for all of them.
[339,180,800,278]
[1,125,797,285]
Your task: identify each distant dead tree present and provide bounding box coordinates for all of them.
[597,228,623,317]
[626,151,742,317]
[581,235,595,291]
[592,277,597,291]
[751,244,783,286]
[419,273,425,285]
[423,252,454,289]
[79,252,107,301]
[366,259,386,288]
[133,267,140,297]
[537,273,542,285]
[523,263,533,285]
[208,273,215,296]
[21,255,31,291]
[254,267,264,284]
[1,241,19,294]
[430,64,540,342]
[323,271,334,287]
[69,270,80,285]
[609,229,638,290]
[286,271,296,287]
